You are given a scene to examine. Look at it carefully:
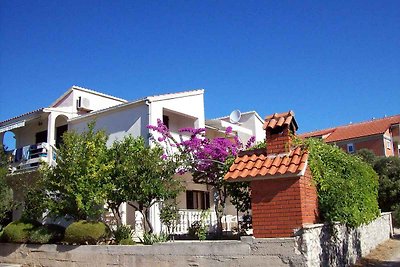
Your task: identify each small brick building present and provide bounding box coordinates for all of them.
[225,111,319,238]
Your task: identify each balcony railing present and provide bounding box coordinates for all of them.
[170,209,238,235]
[7,142,57,174]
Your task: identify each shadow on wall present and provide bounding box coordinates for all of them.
[318,224,362,266]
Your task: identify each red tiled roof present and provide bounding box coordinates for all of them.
[300,114,400,143]
[224,147,308,181]
[299,128,336,139]
[263,110,298,130]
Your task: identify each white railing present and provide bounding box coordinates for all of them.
[7,142,57,174]
[170,209,238,235]
[171,209,216,234]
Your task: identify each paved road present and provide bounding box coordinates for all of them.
[356,228,400,267]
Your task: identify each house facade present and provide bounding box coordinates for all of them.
[0,85,263,235]
[299,115,400,157]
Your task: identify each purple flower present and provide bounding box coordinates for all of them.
[225,126,233,135]
[246,136,256,149]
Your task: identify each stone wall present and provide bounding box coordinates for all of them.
[296,212,393,266]
[0,213,392,267]
[0,239,305,267]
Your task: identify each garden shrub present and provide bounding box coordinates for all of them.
[113,225,133,244]
[1,220,40,243]
[29,226,54,244]
[188,209,209,240]
[300,138,380,227]
[141,232,168,245]
[64,220,110,245]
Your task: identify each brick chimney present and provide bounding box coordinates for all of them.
[225,110,319,238]
[263,111,298,154]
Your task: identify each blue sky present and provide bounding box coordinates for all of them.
[1,1,399,139]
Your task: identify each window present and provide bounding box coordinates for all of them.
[163,115,169,129]
[347,143,355,153]
[386,140,391,150]
[186,190,210,210]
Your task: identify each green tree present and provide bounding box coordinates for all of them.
[355,149,400,212]
[107,136,182,233]
[41,122,113,221]
[373,156,400,211]
[356,148,377,166]
[0,145,13,226]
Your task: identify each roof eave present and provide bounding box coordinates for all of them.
[0,108,47,126]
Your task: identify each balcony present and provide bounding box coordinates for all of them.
[171,209,238,235]
[6,142,57,174]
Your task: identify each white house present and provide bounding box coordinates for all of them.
[1,85,264,235]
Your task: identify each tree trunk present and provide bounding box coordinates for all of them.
[214,187,226,236]
[107,201,122,226]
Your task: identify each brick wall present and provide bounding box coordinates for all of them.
[251,169,318,238]
[336,136,385,156]
[266,127,292,154]
[299,168,319,224]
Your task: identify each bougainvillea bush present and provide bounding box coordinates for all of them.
[148,119,255,235]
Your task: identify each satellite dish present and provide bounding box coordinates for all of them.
[229,110,241,124]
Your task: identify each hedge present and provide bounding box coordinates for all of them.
[64,220,110,245]
[300,138,380,227]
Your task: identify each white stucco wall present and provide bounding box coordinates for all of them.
[219,112,264,144]
[52,87,126,115]
[69,102,149,146]
[148,91,205,132]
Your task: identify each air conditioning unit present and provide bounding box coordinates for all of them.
[76,97,92,111]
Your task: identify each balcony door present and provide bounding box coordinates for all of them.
[35,130,47,144]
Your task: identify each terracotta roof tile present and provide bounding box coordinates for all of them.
[263,110,298,131]
[299,114,400,142]
[224,147,309,181]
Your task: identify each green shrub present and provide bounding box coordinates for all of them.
[64,220,110,245]
[188,210,209,240]
[29,226,53,244]
[118,238,136,245]
[113,225,132,244]
[141,232,168,245]
[2,220,40,243]
[27,224,65,244]
[299,138,380,227]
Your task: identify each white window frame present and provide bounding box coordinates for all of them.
[347,143,355,153]
[386,140,391,150]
